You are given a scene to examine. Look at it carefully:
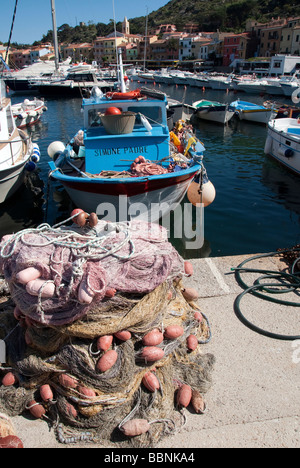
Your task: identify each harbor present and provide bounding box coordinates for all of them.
[0,0,300,452]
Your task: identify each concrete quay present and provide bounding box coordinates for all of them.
[11,253,300,449]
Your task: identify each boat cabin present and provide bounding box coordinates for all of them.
[80,92,170,175]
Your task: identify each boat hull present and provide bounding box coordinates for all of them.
[195,107,234,124]
[0,161,29,203]
[49,164,199,222]
[264,119,300,175]
[237,109,277,124]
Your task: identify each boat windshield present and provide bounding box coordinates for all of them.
[87,105,163,129]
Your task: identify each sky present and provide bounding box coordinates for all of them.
[0,0,170,45]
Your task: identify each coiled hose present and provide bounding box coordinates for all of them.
[232,249,300,341]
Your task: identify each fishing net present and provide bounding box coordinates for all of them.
[0,215,215,447]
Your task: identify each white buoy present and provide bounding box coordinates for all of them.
[47,141,66,159]
[187,179,216,207]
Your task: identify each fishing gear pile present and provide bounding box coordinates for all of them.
[0,212,214,447]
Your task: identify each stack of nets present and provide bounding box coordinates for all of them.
[0,215,215,447]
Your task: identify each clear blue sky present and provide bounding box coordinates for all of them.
[0,0,170,45]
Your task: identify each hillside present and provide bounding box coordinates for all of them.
[34,0,300,46]
[129,0,300,33]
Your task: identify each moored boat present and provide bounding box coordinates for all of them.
[11,98,47,128]
[192,99,235,125]
[0,80,40,203]
[230,99,277,124]
[264,117,300,175]
[47,50,210,222]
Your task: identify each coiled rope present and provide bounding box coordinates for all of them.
[232,250,300,341]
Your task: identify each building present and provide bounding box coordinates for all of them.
[268,54,300,76]
[122,17,130,35]
[93,34,125,64]
[150,38,179,61]
[61,43,94,62]
[8,49,31,69]
[30,46,53,63]
[223,33,251,67]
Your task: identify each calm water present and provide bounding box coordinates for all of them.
[1,82,300,259]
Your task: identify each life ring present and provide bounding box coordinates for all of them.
[106,90,141,100]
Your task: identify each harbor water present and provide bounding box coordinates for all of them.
[1,83,300,259]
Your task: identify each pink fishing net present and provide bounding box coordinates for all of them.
[0,219,185,327]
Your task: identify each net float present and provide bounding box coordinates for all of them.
[191,390,206,414]
[59,374,78,389]
[176,384,192,408]
[96,349,118,373]
[187,334,198,351]
[40,384,54,402]
[142,372,160,392]
[194,311,203,322]
[2,372,16,387]
[77,386,96,398]
[16,267,41,285]
[88,212,98,228]
[97,335,113,352]
[141,346,164,362]
[184,261,194,276]
[27,400,46,419]
[182,288,199,302]
[142,329,164,346]
[0,435,24,449]
[164,325,184,340]
[65,402,77,418]
[120,419,150,437]
[114,330,132,341]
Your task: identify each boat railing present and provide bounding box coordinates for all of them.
[0,131,30,165]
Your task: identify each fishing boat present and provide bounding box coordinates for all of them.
[47,49,209,222]
[192,99,235,125]
[11,97,47,128]
[230,100,277,124]
[264,117,300,175]
[0,80,39,203]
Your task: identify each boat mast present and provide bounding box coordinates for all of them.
[50,0,60,73]
[143,7,148,72]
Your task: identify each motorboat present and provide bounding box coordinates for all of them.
[47,49,208,222]
[192,99,235,125]
[0,80,39,203]
[11,97,47,128]
[31,69,114,97]
[153,69,173,84]
[236,78,268,94]
[230,100,277,124]
[209,75,234,91]
[280,76,300,97]
[264,118,300,175]
[186,74,210,88]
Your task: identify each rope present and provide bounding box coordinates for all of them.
[232,250,300,341]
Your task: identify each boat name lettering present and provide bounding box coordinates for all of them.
[94,146,148,157]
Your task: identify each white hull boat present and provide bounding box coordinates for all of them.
[11,98,47,128]
[230,100,277,124]
[264,118,300,175]
[0,80,40,203]
[193,99,235,124]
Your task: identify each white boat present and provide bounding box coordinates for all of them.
[264,77,284,96]
[0,80,39,203]
[153,69,173,84]
[280,76,300,97]
[236,79,268,94]
[209,75,234,90]
[230,100,278,124]
[11,98,47,128]
[192,99,235,125]
[186,74,210,88]
[264,117,300,175]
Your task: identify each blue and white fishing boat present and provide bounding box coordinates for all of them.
[48,49,207,222]
[264,117,300,175]
[230,100,277,124]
